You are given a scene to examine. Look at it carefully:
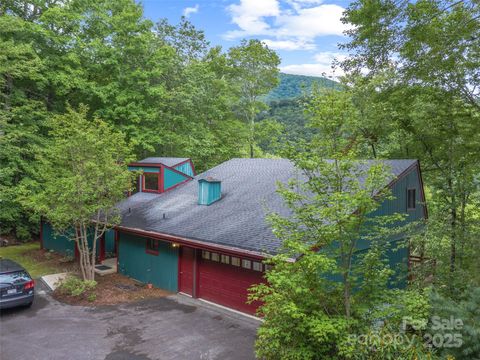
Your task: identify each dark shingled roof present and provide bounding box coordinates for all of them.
[137,157,189,167]
[117,158,417,255]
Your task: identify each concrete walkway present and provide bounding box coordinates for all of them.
[40,272,69,291]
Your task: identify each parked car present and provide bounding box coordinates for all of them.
[0,259,34,309]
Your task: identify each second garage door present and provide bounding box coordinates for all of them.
[198,250,264,315]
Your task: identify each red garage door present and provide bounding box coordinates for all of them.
[198,251,264,315]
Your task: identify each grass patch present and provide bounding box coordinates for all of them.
[0,242,76,278]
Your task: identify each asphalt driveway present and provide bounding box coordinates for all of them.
[0,287,258,360]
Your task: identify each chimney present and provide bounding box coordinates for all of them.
[198,177,221,205]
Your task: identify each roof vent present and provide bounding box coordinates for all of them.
[198,177,221,205]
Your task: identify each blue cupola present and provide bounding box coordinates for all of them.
[198,177,222,205]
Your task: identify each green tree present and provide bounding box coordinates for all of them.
[19,107,134,280]
[250,88,431,359]
[341,0,480,293]
[228,39,280,158]
[0,12,48,238]
[1,0,251,237]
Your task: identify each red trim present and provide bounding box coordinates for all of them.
[128,162,164,168]
[115,230,119,273]
[115,226,267,260]
[194,249,199,298]
[145,238,160,255]
[172,159,191,167]
[170,158,197,177]
[160,165,165,192]
[74,242,80,260]
[189,159,197,176]
[99,233,106,262]
[162,163,194,179]
[158,166,163,192]
[177,247,182,292]
[163,177,192,192]
[142,172,161,193]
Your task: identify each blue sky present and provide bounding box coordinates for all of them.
[140,0,351,78]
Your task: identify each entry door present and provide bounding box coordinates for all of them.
[179,247,195,296]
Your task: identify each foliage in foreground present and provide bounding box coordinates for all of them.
[249,89,434,359]
[19,106,134,280]
[58,276,97,302]
[0,0,279,238]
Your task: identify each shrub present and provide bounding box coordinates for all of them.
[58,276,97,299]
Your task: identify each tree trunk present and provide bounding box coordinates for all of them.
[450,205,457,275]
[343,273,351,318]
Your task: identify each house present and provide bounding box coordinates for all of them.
[40,157,427,315]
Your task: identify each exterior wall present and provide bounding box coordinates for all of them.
[128,165,189,193]
[42,222,106,258]
[164,167,189,190]
[117,232,179,292]
[41,222,75,257]
[358,165,425,288]
[198,181,221,205]
[174,161,194,177]
[105,229,116,254]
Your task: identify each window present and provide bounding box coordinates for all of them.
[221,254,230,264]
[202,250,210,260]
[264,264,272,272]
[231,257,240,266]
[242,259,251,269]
[252,261,262,272]
[143,172,159,192]
[211,252,220,262]
[407,188,416,210]
[146,239,159,255]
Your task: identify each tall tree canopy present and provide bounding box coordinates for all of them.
[0,0,276,238]
[340,0,480,294]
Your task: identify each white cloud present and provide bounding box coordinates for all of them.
[280,51,347,77]
[183,4,199,18]
[276,5,348,38]
[225,0,280,38]
[261,39,315,51]
[224,0,349,47]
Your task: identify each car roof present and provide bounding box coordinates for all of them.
[0,259,25,273]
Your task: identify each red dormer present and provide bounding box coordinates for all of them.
[128,157,196,194]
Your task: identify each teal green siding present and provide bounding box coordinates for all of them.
[105,229,115,254]
[42,222,75,257]
[174,162,194,176]
[325,166,424,289]
[198,180,222,205]
[164,167,189,190]
[118,232,178,292]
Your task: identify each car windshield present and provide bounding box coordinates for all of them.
[0,271,31,285]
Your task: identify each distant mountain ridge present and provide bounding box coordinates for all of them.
[265,73,338,102]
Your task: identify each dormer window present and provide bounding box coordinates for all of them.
[128,157,195,194]
[143,173,160,192]
[407,188,416,210]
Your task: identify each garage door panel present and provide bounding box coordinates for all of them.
[199,258,263,314]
